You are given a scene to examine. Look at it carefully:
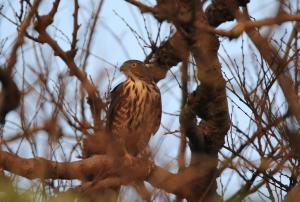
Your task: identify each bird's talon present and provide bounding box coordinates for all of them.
[124,153,135,165]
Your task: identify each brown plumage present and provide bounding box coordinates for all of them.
[106,60,161,156]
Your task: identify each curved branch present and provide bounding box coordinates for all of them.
[196,12,300,39]
[0,150,216,200]
[0,151,114,180]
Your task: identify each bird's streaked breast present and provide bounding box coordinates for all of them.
[121,79,159,130]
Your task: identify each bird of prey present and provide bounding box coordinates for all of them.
[106,60,161,158]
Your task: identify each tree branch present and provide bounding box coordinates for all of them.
[235,8,300,141]
[197,11,300,38]
[6,0,41,75]
[32,0,105,129]
[0,150,217,200]
[0,151,114,181]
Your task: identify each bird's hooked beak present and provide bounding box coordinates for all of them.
[120,63,132,78]
[120,65,124,72]
[120,64,127,73]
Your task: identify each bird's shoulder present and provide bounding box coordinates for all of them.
[106,81,128,128]
[110,81,125,99]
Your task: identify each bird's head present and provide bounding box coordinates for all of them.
[120,60,152,81]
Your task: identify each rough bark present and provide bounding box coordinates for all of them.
[0,150,217,199]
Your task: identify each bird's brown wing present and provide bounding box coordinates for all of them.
[150,88,162,135]
[106,81,134,156]
[106,82,128,132]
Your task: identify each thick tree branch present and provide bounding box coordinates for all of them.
[0,151,115,180]
[197,11,300,38]
[0,150,216,200]
[125,0,156,14]
[126,0,242,200]
[125,0,192,23]
[145,31,189,82]
[183,7,230,202]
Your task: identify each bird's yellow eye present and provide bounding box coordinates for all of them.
[131,63,137,67]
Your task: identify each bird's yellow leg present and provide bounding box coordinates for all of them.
[123,147,135,165]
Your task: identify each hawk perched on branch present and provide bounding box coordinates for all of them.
[107,60,161,157]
